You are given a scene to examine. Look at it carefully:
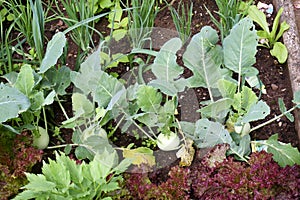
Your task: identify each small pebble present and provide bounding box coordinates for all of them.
[271,83,279,90]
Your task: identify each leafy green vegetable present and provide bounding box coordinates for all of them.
[13,150,131,200]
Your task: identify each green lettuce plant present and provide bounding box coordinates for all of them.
[248,6,290,63]
[13,150,131,200]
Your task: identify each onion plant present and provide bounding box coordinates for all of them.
[206,0,253,41]
[169,0,193,43]
[126,0,159,48]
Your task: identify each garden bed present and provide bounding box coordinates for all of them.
[1,0,300,199]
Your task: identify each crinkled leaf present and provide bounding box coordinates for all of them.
[241,100,270,123]
[223,17,258,77]
[123,147,155,167]
[0,84,30,122]
[40,32,66,73]
[233,86,258,114]
[201,143,230,168]
[14,64,34,96]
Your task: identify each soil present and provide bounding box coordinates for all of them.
[2,0,299,197]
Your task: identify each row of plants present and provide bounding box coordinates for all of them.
[0,0,299,199]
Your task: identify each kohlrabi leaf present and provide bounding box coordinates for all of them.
[123,147,155,167]
[228,134,251,161]
[193,119,233,148]
[217,79,237,99]
[0,84,30,123]
[183,26,225,93]
[241,100,270,123]
[149,38,186,95]
[223,17,258,77]
[72,93,94,118]
[198,98,233,122]
[40,32,66,73]
[136,85,162,113]
[278,98,294,122]
[233,86,258,114]
[49,66,71,95]
[255,134,300,167]
[14,64,34,96]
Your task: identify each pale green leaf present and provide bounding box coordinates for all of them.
[40,32,66,73]
[30,91,44,111]
[257,134,300,167]
[241,100,270,123]
[278,98,294,122]
[0,84,30,122]
[193,119,233,148]
[223,17,258,76]
[183,27,224,90]
[217,79,237,99]
[72,93,94,117]
[198,98,233,122]
[14,64,34,96]
[228,134,251,161]
[233,86,258,114]
[270,42,288,64]
[23,173,56,191]
[247,5,270,34]
[43,90,56,106]
[136,85,162,113]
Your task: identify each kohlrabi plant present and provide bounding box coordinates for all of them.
[0,32,69,149]
[247,6,290,63]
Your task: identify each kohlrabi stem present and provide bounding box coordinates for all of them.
[250,105,298,132]
[47,143,79,149]
[55,94,69,120]
[42,107,48,134]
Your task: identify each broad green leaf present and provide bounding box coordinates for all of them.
[247,5,270,34]
[123,147,155,167]
[198,98,233,122]
[23,173,55,191]
[72,93,94,117]
[52,66,71,95]
[256,134,300,167]
[217,79,237,99]
[150,38,186,95]
[241,100,270,123]
[1,71,18,85]
[0,84,30,123]
[270,42,288,64]
[93,149,119,178]
[223,17,258,77]
[183,27,224,90]
[193,119,233,148]
[278,98,294,122]
[40,32,66,73]
[136,85,162,113]
[14,64,34,96]
[233,86,258,114]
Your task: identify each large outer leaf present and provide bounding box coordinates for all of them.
[255,134,300,167]
[193,119,233,148]
[40,32,66,73]
[223,17,258,76]
[0,84,30,123]
[149,38,186,95]
[241,100,270,123]
[183,26,225,91]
